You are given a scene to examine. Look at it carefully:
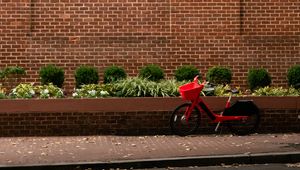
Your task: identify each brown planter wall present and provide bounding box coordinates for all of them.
[0,97,299,136]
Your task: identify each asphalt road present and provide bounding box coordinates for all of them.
[142,163,300,170]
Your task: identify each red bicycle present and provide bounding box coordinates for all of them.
[170,76,260,136]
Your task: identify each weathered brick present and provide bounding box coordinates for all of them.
[0,0,299,91]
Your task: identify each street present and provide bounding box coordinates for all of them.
[142,163,300,170]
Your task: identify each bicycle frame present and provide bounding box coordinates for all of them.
[184,92,248,124]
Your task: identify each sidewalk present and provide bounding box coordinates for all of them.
[0,133,299,169]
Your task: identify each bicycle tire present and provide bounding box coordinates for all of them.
[225,101,260,136]
[170,103,201,136]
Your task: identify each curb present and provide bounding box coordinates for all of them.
[1,152,300,170]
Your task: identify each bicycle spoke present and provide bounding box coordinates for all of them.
[170,103,200,136]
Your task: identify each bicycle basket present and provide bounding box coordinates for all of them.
[179,82,204,101]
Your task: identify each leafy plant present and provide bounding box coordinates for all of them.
[72,84,109,98]
[9,83,35,99]
[139,64,164,82]
[206,66,232,85]
[35,83,64,99]
[252,86,300,96]
[174,65,200,81]
[157,79,187,97]
[103,66,127,84]
[0,66,26,79]
[111,77,185,97]
[247,68,271,91]
[0,84,6,99]
[213,84,242,97]
[75,66,99,88]
[5,66,26,75]
[1,66,26,78]
[287,65,300,88]
[39,64,64,88]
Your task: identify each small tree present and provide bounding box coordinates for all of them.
[39,64,64,88]
[206,66,232,85]
[247,68,271,91]
[174,65,200,81]
[287,65,300,89]
[139,64,164,82]
[0,66,26,91]
[103,66,127,84]
[74,66,99,88]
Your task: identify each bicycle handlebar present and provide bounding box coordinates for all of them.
[193,76,206,86]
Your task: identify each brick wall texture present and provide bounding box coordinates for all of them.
[0,0,300,91]
[0,109,299,136]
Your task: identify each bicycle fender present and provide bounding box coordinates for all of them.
[223,100,259,116]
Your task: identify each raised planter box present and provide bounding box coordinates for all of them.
[0,97,299,136]
[1,96,299,113]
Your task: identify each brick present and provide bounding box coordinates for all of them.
[0,0,299,90]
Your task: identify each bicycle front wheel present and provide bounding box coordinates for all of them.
[170,103,200,136]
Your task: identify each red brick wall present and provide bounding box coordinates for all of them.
[0,0,299,91]
[0,109,299,136]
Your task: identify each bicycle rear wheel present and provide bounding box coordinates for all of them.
[225,101,260,136]
[170,103,200,136]
[227,112,260,136]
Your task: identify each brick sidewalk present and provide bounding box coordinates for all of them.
[0,133,299,167]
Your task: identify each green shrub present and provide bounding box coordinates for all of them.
[287,65,300,88]
[206,66,232,85]
[39,64,64,88]
[139,64,164,82]
[213,85,242,97]
[174,65,200,81]
[111,77,185,97]
[75,66,99,88]
[247,68,271,91]
[103,66,127,84]
[0,66,26,79]
[253,86,300,96]
[0,85,6,99]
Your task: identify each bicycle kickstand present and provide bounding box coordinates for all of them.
[215,111,224,132]
[215,122,221,132]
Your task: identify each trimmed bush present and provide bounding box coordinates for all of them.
[39,64,64,88]
[139,64,164,82]
[0,66,26,79]
[287,65,300,88]
[75,66,99,88]
[247,68,271,91]
[103,66,127,84]
[174,65,200,81]
[206,66,232,85]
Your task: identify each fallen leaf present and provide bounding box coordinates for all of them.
[286,163,300,168]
